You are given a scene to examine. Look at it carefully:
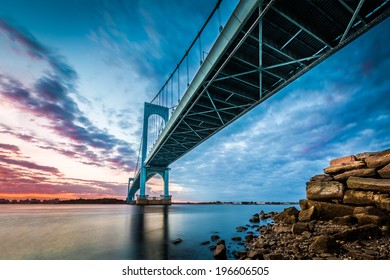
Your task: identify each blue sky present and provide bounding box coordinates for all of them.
[0,0,389,202]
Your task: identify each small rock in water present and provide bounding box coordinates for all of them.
[171,238,182,245]
[200,241,210,245]
[211,235,220,241]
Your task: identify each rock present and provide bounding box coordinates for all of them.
[249,216,260,223]
[211,235,220,241]
[231,236,242,241]
[263,253,285,260]
[247,250,264,260]
[347,177,390,193]
[378,163,390,179]
[355,214,385,226]
[200,241,210,245]
[208,245,216,250]
[356,152,378,161]
[332,215,357,226]
[310,174,334,182]
[353,206,387,217]
[333,224,382,242]
[330,155,357,166]
[245,234,254,243]
[171,238,182,244]
[309,235,339,253]
[343,190,375,205]
[213,243,227,260]
[299,206,318,222]
[299,199,309,210]
[260,210,266,220]
[216,240,225,245]
[302,231,312,239]
[306,200,355,220]
[306,181,345,201]
[292,222,309,234]
[376,195,390,211]
[334,168,377,182]
[364,148,390,168]
[273,207,299,224]
[236,226,248,232]
[324,161,366,175]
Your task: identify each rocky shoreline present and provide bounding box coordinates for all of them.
[212,148,390,260]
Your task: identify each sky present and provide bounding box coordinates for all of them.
[0,0,389,202]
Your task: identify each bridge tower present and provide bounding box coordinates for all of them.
[132,102,171,204]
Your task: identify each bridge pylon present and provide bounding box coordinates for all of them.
[128,102,171,204]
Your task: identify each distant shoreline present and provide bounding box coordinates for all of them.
[0,198,298,205]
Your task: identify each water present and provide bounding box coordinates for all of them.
[0,204,293,260]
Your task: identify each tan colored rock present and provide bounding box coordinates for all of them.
[377,195,390,211]
[364,148,390,168]
[355,214,386,226]
[334,168,377,181]
[299,199,309,211]
[306,181,345,201]
[309,235,339,253]
[353,206,387,217]
[378,163,390,179]
[332,224,382,242]
[291,222,309,234]
[298,206,317,222]
[310,174,334,182]
[343,190,375,205]
[324,161,366,175]
[330,155,357,166]
[347,177,390,193]
[356,152,378,161]
[306,200,355,220]
[332,215,357,226]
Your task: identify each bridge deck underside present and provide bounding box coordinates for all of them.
[146,0,389,169]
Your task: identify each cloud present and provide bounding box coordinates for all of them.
[0,18,77,85]
[0,18,136,173]
[0,155,61,175]
[0,143,20,154]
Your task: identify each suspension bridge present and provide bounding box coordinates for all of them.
[126,0,390,204]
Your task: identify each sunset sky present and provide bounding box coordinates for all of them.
[1,0,389,202]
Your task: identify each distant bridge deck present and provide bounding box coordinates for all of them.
[128,0,390,200]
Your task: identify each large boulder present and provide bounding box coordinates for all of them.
[332,224,382,242]
[343,190,375,205]
[273,207,299,224]
[347,177,390,193]
[355,214,386,226]
[306,181,345,201]
[298,206,317,222]
[332,215,357,226]
[364,148,390,169]
[353,206,387,217]
[291,222,309,234]
[334,168,377,182]
[378,163,390,179]
[330,155,357,166]
[309,174,334,182]
[324,161,366,175]
[309,235,339,253]
[306,200,355,220]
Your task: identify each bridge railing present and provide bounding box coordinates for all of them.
[146,0,234,154]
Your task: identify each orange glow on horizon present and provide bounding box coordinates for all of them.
[0,193,123,201]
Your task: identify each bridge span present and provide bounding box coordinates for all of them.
[127,0,390,204]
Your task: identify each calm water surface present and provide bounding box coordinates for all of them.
[0,204,293,260]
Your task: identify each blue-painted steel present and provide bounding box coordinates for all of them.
[128,103,169,202]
